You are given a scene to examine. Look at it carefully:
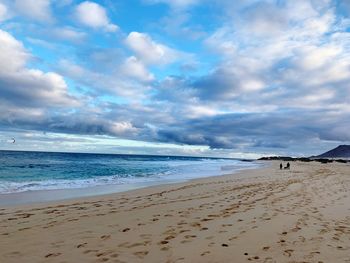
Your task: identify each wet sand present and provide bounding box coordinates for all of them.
[0,161,349,263]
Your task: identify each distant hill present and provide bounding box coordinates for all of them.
[258,145,350,163]
[315,145,350,158]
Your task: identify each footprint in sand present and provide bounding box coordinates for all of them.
[201,251,210,256]
[190,222,201,227]
[45,252,62,258]
[337,246,347,250]
[77,242,87,248]
[6,251,21,256]
[283,249,294,257]
[18,227,31,231]
[164,235,176,240]
[184,235,197,239]
[100,235,111,240]
[96,251,112,257]
[310,251,321,255]
[83,249,98,254]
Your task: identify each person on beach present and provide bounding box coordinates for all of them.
[280,163,283,170]
[284,162,290,169]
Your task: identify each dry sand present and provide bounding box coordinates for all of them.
[0,161,349,263]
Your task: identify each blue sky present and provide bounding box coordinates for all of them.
[0,0,350,158]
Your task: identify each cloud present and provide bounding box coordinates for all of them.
[243,2,288,37]
[196,0,350,105]
[0,29,79,111]
[0,2,8,22]
[154,108,350,152]
[29,27,87,45]
[194,61,266,100]
[56,59,151,100]
[157,12,207,40]
[121,56,155,82]
[146,0,350,153]
[145,0,199,9]
[46,114,139,137]
[14,0,52,22]
[293,45,341,71]
[125,32,179,65]
[1,0,350,157]
[205,27,236,56]
[50,27,87,42]
[75,1,118,32]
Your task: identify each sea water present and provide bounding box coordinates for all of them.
[0,150,260,195]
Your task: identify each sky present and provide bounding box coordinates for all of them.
[0,0,350,158]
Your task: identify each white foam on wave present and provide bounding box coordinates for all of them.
[0,159,261,194]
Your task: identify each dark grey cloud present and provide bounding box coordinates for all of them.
[152,108,350,153]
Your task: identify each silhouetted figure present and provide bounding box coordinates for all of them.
[280,163,283,170]
[284,162,290,170]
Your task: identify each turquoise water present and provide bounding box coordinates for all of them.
[0,151,259,194]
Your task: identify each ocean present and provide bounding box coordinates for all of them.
[0,151,260,195]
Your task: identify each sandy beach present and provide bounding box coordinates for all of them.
[1,161,349,263]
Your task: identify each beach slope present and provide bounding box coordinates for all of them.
[1,162,349,263]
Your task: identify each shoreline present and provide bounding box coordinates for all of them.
[0,162,264,207]
[1,161,349,263]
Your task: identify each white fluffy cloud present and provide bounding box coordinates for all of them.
[200,0,350,108]
[0,29,78,109]
[75,1,118,32]
[293,45,341,71]
[122,56,155,82]
[125,32,178,65]
[14,0,52,22]
[109,121,138,135]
